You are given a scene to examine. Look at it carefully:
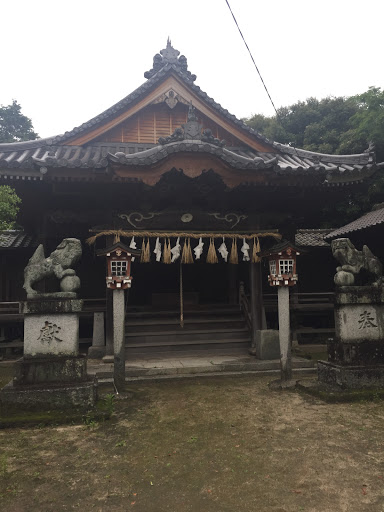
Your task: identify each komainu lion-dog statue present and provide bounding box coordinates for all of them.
[331,238,382,286]
[23,238,82,297]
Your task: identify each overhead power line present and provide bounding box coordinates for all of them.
[224,0,280,119]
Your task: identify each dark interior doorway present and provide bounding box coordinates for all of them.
[129,261,239,306]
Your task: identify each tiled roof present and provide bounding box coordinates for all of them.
[0,231,37,249]
[0,42,383,184]
[0,141,381,185]
[295,229,333,247]
[324,208,384,240]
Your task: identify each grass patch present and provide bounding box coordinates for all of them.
[1,375,384,511]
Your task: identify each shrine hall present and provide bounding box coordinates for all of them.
[0,41,382,358]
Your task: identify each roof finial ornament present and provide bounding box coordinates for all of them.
[144,41,197,81]
[187,102,198,122]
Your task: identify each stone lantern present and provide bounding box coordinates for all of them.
[97,241,141,391]
[261,241,302,385]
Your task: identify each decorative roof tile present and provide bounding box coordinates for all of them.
[144,39,196,82]
[0,231,37,249]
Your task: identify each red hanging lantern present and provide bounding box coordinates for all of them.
[261,241,301,287]
[97,242,141,290]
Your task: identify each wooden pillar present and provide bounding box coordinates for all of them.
[250,261,263,352]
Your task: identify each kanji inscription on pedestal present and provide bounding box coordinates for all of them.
[38,321,63,344]
[358,311,378,330]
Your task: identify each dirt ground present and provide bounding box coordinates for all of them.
[1,372,384,512]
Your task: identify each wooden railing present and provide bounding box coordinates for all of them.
[0,302,21,314]
[82,298,106,312]
[237,289,335,341]
[239,282,252,331]
[263,292,334,311]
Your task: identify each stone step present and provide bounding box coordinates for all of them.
[125,305,243,319]
[125,328,250,344]
[126,338,251,354]
[91,358,315,381]
[125,317,245,331]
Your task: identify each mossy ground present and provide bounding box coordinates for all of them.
[1,369,384,511]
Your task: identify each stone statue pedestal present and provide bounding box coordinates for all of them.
[318,285,384,389]
[0,298,97,411]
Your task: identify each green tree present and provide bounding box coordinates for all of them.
[0,185,21,230]
[246,95,360,155]
[0,100,38,143]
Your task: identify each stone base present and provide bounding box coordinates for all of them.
[318,360,384,389]
[0,377,98,411]
[88,346,106,359]
[14,355,88,385]
[26,292,78,300]
[327,339,384,365]
[21,299,83,314]
[22,299,83,358]
[250,330,280,359]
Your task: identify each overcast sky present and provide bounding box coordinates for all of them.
[1,0,383,138]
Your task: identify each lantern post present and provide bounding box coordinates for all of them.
[97,242,140,392]
[261,241,301,385]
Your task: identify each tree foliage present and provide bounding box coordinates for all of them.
[0,100,38,143]
[0,185,21,230]
[0,100,35,229]
[245,87,384,226]
[246,87,384,161]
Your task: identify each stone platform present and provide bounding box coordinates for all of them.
[318,359,384,389]
[0,297,98,412]
[0,378,97,411]
[88,349,316,381]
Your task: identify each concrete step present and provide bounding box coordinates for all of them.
[125,327,250,344]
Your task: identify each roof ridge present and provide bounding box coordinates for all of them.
[273,142,373,163]
[0,136,56,150]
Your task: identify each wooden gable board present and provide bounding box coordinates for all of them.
[93,103,245,147]
[65,74,275,153]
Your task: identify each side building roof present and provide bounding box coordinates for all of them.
[295,229,333,247]
[324,206,384,241]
